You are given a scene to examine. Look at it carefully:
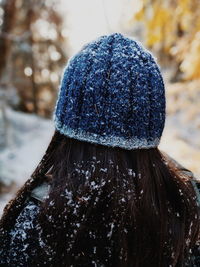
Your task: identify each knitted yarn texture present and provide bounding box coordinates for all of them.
[53,33,166,150]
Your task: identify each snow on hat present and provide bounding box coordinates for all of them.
[53,33,165,150]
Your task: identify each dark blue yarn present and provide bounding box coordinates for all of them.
[53,33,166,150]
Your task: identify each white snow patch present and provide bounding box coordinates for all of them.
[0,108,54,215]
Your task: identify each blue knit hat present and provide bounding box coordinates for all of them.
[53,33,165,150]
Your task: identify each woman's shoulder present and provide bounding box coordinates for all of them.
[191,179,200,207]
[30,167,52,203]
[0,199,42,265]
[30,182,50,203]
[162,151,200,205]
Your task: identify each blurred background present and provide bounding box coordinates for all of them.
[0,0,200,214]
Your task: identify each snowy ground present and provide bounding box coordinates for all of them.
[160,80,200,178]
[0,88,200,215]
[0,108,54,215]
[160,117,200,178]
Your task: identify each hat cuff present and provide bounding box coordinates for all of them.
[54,118,160,150]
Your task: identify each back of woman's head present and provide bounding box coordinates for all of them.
[1,33,199,266]
[41,33,199,266]
[37,131,199,267]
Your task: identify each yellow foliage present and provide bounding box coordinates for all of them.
[134,6,144,21]
[180,32,200,79]
[133,0,200,80]
[145,3,172,49]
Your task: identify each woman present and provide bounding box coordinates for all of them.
[0,33,199,267]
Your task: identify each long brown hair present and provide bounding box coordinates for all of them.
[1,130,199,266]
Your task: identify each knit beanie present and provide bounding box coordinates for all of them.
[53,33,165,150]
